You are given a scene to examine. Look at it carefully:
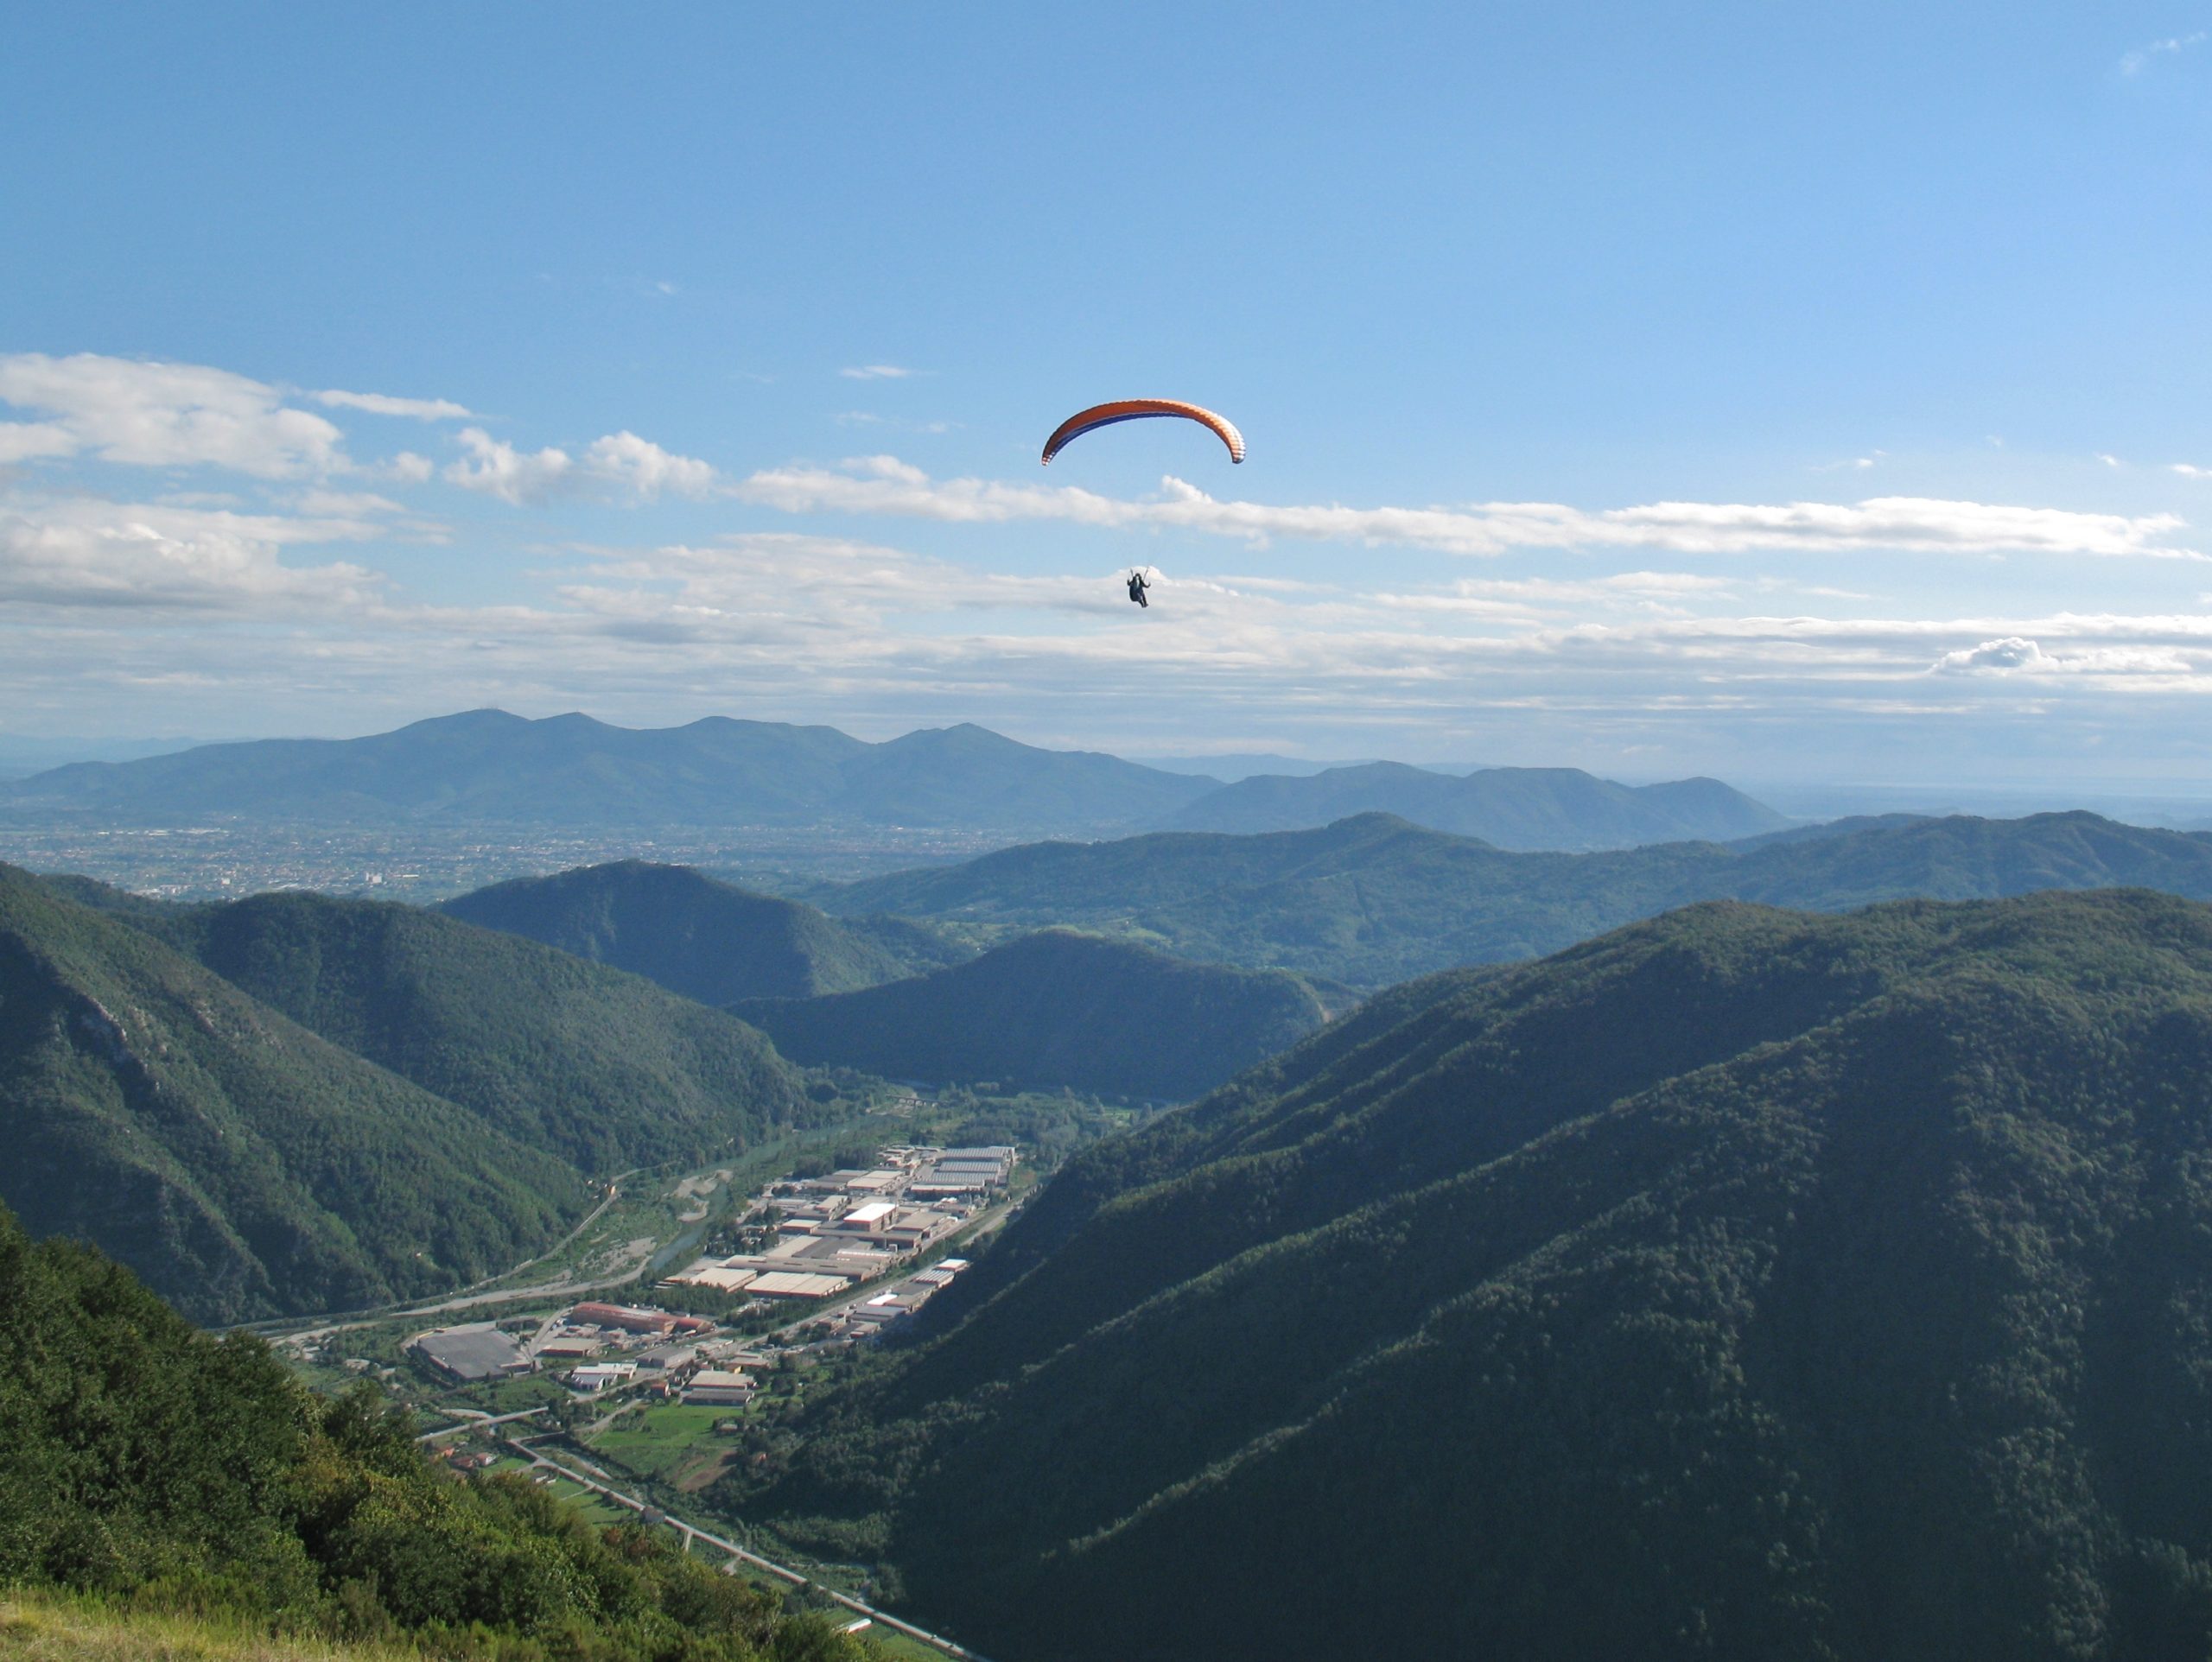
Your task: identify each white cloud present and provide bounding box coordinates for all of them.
[731,457,2201,561]
[0,495,381,610]
[443,427,575,504]
[2122,30,2206,73]
[382,451,436,484]
[2097,454,2122,468]
[295,490,405,516]
[440,427,717,504]
[1932,634,2195,677]
[582,432,716,500]
[2174,462,2212,479]
[0,352,346,477]
[0,422,78,464]
[312,389,473,421]
[838,365,913,379]
[1935,636,2048,674]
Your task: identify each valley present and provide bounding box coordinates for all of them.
[13,726,2212,1661]
[18,16,2207,1657]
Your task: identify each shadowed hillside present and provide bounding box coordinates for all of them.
[734,929,1334,1101]
[438,860,957,1005]
[738,891,2212,1662]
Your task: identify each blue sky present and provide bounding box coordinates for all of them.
[7,3,2212,790]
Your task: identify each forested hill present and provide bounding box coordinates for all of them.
[0,1202,870,1660]
[162,889,817,1174]
[813,808,2212,986]
[738,890,2212,1661]
[0,864,582,1323]
[1169,760,1788,846]
[733,929,1333,1100]
[440,860,961,1004]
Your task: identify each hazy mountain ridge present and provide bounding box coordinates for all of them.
[817,809,2212,986]
[0,708,1806,853]
[438,860,956,1004]
[741,891,2212,1660]
[732,929,1334,1100]
[0,708,1219,834]
[1171,760,1789,847]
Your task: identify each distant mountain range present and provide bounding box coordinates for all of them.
[1167,760,1789,847]
[817,809,2212,986]
[0,866,828,1323]
[0,708,1219,835]
[439,860,966,1003]
[0,707,1793,851]
[740,890,2212,1660]
[734,929,1335,1101]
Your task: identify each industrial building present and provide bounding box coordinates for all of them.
[568,1302,712,1338]
[567,1361,638,1393]
[747,1270,851,1298]
[682,1368,757,1405]
[410,1323,534,1382]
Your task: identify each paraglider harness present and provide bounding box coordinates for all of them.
[1127,569,1151,607]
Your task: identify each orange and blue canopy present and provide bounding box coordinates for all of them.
[1041,399,1245,466]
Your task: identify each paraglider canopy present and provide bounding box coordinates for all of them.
[1042,399,1245,466]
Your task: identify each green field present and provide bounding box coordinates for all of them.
[588,1401,742,1490]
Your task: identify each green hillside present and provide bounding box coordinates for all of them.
[734,929,1333,1100]
[817,809,2212,986]
[736,891,2212,1661]
[164,890,819,1176]
[0,865,580,1324]
[0,1202,870,1661]
[440,860,950,1004]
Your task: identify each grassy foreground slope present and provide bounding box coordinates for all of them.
[734,929,1334,1100]
[0,865,578,1325]
[741,891,2212,1662]
[0,1203,870,1662]
[440,860,950,1004]
[817,808,2212,986]
[165,890,818,1176]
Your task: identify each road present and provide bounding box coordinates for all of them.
[231,1169,644,1340]
[414,1405,552,1443]
[507,1435,995,1662]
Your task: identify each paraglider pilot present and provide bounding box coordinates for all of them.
[1127,569,1151,607]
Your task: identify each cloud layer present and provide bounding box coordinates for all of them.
[8,351,2212,781]
[733,457,2199,560]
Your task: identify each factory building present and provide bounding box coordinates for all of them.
[683,1368,758,1405]
[410,1323,534,1382]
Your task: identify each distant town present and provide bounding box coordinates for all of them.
[0,819,1014,902]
